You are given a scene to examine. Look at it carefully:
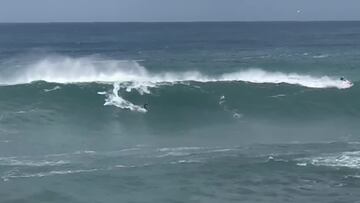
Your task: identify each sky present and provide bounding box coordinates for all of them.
[0,0,359,22]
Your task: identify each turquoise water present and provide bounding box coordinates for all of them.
[0,22,360,202]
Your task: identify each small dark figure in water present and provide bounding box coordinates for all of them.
[143,103,149,110]
[340,77,345,81]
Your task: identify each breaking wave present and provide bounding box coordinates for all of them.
[0,56,353,89]
[0,56,355,112]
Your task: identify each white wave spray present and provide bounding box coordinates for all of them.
[0,56,353,89]
[0,56,353,112]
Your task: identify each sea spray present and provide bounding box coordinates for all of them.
[0,56,353,89]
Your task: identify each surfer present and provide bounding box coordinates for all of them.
[143,103,149,110]
[339,76,354,87]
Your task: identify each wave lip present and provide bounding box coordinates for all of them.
[0,56,353,89]
[220,69,353,89]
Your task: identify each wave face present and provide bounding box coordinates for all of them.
[0,55,358,148]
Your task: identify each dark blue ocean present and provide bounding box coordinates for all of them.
[1,22,360,202]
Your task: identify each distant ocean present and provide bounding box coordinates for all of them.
[0,22,360,202]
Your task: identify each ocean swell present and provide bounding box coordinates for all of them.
[0,56,354,113]
[0,56,353,89]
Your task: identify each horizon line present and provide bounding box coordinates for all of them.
[0,20,360,24]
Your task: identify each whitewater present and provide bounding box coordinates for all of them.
[0,56,353,89]
[0,56,353,113]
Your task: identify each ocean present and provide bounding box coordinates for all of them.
[0,22,360,202]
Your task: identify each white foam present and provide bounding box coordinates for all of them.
[44,86,61,92]
[233,113,243,119]
[208,148,235,153]
[296,162,308,167]
[313,54,329,59]
[2,169,98,181]
[74,150,97,155]
[120,81,153,95]
[269,94,286,98]
[0,157,69,167]
[219,69,352,89]
[156,147,203,157]
[219,95,226,105]
[158,147,204,152]
[1,57,149,84]
[102,82,147,113]
[0,56,353,89]
[345,175,360,179]
[170,159,202,164]
[44,150,97,158]
[300,151,360,169]
[157,152,191,158]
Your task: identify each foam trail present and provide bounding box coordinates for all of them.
[299,151,360,169]
[313,54,329,59]
[0,56,353,89]
[0,158,69,167]
[102,82,147,113]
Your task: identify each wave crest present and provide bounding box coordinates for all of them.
[0,56,353,89]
